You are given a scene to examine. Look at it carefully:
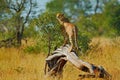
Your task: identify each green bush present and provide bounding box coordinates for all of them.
[78,33,91,53]
[24,45,41,54]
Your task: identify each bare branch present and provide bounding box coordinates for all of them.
[6,0,18,12]
[23,0,32,25]
[9,5,18,12]
[95,0,99,14]
[17,0,25,12]
[21,0,32,36]
[16,1,20,8]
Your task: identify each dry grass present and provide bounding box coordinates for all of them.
[0,47,46,80]
[0,37,120,80]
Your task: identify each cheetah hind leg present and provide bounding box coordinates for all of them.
[68,36,74,52]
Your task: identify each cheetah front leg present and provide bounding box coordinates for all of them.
[62,32,68,46]
[68,36,73,52]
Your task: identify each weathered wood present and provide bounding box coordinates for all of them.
[45,53,67,80]
[45,44,112,79]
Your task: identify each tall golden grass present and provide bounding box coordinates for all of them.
[0,37,120,80]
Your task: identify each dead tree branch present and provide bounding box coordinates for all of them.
[45,44,112,80]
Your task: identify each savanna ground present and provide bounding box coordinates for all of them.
[0,37,120,80]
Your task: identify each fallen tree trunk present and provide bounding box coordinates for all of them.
[45,44,112,80]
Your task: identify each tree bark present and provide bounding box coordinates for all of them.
[6,0,32,46]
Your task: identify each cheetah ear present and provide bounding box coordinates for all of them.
[56,13,60,17]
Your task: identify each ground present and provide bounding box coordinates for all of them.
[0,37,120,80]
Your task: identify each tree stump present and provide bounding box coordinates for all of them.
[45,44,112,80]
